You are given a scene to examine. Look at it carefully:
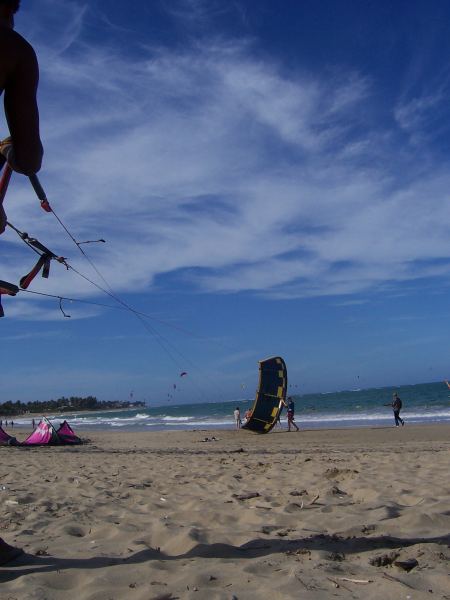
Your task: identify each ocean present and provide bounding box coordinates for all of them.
[11,381,450,431]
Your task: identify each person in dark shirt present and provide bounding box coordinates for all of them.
[0,0,42,565]
[392,392,404,427]
[282,396,300,432]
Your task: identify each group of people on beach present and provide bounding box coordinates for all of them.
[235,392,407,431]
[234,396,300,431]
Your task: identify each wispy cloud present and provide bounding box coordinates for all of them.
[162,0,238,27]
[2,0,450,321]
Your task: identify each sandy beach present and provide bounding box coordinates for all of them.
[1,424,449,599]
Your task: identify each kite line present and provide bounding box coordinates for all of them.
[1,163,222,401]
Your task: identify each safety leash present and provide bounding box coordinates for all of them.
[6,221,68,289]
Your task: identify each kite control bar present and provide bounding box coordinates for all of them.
[27,173,106,246]
[29,173,52,212]
[0,136,50,211]
[0,162,12,206]
[1,163,50,222]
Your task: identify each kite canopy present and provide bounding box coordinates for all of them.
[242,356,287,434]
[0,425,18,446]
[1,418,82,446]
[21,417,61,446]
[56,420,82,445]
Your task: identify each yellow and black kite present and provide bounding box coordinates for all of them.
[242,356,287,434]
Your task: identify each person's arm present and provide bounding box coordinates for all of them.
[3,38,43,174]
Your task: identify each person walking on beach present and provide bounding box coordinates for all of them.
[234,406,241,429]
[0,0,42,565]
[392,392,404,427]
[282,397,300,432]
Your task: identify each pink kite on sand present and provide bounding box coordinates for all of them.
[2,417,82,446]
[0,426,17,446]
[21,417,60,446]
[56,421,82,444]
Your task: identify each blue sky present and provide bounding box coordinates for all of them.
[2,0,450,404]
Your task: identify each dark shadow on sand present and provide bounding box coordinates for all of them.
[1,532,449,583]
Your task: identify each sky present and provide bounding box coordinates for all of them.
[2,0,450,404]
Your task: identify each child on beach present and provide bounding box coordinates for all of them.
[233,406,241,429]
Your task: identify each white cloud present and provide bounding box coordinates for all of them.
[2,1,450,320]
[394,92,444,143]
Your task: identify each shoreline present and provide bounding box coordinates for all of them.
[3,416,450,435]
[4,420,450,441]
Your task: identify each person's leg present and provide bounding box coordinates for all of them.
[394,411,400,426]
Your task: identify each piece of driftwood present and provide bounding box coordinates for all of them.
[295,574,310,589]
[327,577,352,592]
[232,492,261,501]
[327,577,339,588]
[339,577,373,584]
[383,572,415,589]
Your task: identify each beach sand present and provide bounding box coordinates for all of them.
[1,424,449,599]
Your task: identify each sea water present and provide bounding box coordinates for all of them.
[12,381,450,431]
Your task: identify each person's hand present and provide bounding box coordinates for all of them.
[0,137,12,160]
[0,137,19,173]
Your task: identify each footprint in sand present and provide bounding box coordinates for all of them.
[64,525,88,538]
